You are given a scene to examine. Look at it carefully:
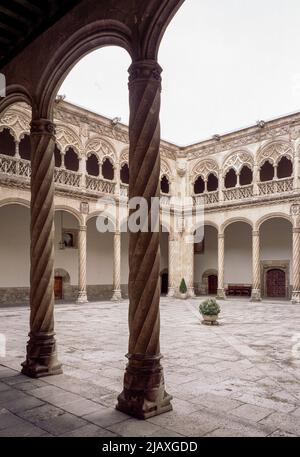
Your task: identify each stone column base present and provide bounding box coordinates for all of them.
[188,287,195,298]
[76,291,88,304]
[111,289,122,301]
[117,354,172,419]
[250,289,261,302]
[21,332,62,378]
[291,290,300,304]
[217,288,226,299]
[167,287,175,297]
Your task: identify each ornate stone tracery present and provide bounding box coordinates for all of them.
[191,159,219,181]
[258,140,293,166]
[223,150,253,174]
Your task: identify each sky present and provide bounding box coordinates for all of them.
[59,0,300,146]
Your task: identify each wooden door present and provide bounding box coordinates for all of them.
[266,269,286,298]
[54,276,63,300]
[161,272,169,295]
[208,275,218,295]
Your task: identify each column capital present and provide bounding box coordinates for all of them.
[79,225,87,232]
[252,230,260,236]
[293,227,300,234]
[218,233,224,239]
[30,119,56,136]
[128,60,162,86]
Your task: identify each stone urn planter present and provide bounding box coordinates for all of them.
[199,298,221,325]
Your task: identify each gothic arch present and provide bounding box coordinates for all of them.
[86,137,116,165]
[161,158,174,181]
[55,124,83,154]
[191,159,219,181]
[223,150,254,174]
[120,148,129,166]
[257,140,293,167]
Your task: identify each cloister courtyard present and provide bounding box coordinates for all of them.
[0,297,299,437]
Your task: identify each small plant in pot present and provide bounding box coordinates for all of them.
[199,298,220,325]
[179,278,188,299]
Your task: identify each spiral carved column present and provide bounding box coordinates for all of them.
[21,119,62,378]
[117,60,172,419]
[77,225,88,304]
[186,239,195,297]
[251,230,261,301]
[111,230,122,301]
[292,226,300,304]
[217,233,226,299]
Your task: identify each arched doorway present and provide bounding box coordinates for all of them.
[266,269,286,298]
[260,217,292,299]
[194,225,218,295]
[208,274,218,295]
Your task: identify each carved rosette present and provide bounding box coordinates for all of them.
[117,60,172,419]
[251,231,261,302]
[77,225,88,304]
[22,119,62,378]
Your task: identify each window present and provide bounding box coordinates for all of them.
[65,147,79,171]
[277,156,292,179]
[160,175,170,194]
[194,176,205,194]
[120,163,129,184]
[86,153,99,176]
[240,166,253,186]
[224,168,237,188]
[207,173,218,192]
[260,161,274,182]
[102,158,114,180]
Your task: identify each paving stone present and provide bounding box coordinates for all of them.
[108,418,162,437]
[61,399,103,416]
[83,407,130,427]
[34,413,88,436]
[1,395,44,413]
[61,424,118,437]
[231,403,274,422]
[0,422,48,437]
[0,298,299,437]
[17,404,65,423]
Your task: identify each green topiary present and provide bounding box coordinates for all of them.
[199,298,220,316]
[179,278,187,294]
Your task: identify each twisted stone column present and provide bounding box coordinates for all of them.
[111,230,122,301]
[217,233,226,299]
[117,60,172,419]
[292,226,300,303]
[77,225,88,303]
[251,230,261,301]
[186,239,195,297]
[21,119,62,378]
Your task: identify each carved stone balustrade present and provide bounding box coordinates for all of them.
[258,178,293,196]
[223,184,253,202]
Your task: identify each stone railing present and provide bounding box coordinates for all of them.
[86,175,116,194]
[0,154,31,179]
[223,184,253,201]
[193,192,219,206]
[54,168,81,188]
[204,191,219,204]
[258,177,293,196]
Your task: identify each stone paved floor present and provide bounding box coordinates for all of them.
[0,297,300,437]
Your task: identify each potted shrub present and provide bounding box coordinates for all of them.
[179,278,188,299]
[199,298,220,325]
